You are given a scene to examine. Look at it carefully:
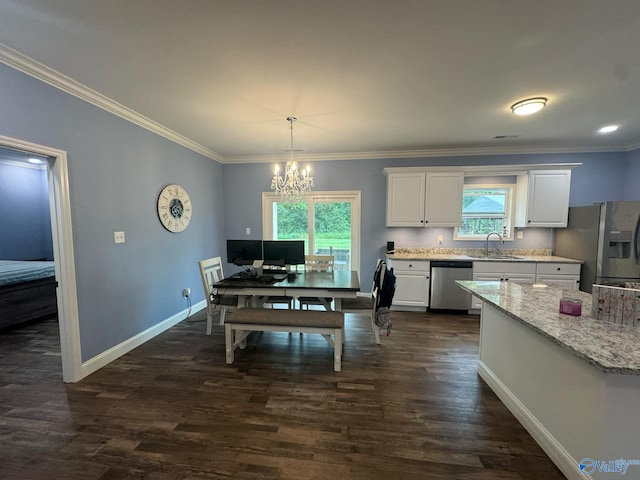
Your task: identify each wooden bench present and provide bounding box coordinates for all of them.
[225,308,344,371]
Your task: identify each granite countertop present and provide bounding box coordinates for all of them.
[457,281,640,375]
[387,247,582,263]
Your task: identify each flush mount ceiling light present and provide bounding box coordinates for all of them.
[598,125,619,134]
[511,97,547,116]
[270,116,314,203]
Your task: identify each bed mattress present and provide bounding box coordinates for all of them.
[0,260,55,286]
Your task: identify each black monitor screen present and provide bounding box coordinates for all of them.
[263,240,305,266]
[226,239,263,266]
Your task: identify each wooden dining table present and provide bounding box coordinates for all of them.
[214,270,361,311]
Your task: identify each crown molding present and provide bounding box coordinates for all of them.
[222,143,635,164]
[0,43,223,163]
[625,140,640,152]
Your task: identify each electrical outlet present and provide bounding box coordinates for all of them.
[437,234,443,244]
[182,288,191,298]
[114,231,125,244]
[517,231,524,239]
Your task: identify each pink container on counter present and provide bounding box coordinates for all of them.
[559,297,582,316]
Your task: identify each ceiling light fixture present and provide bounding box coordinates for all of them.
[271,116,313,203]
[511,97,547,116]
[598,125,619,134]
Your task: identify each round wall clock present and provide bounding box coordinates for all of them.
[157,184,192,233]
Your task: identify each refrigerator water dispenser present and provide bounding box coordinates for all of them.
[608,230,631,258]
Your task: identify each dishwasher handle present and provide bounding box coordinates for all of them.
[430,261,473,269]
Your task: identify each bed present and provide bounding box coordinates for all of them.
[0,260,58,331]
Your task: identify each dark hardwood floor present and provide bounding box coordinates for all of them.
[0,309,565,480]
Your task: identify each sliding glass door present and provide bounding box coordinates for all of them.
[262,191,361,273]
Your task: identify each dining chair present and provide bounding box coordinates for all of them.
[262,293,294,309]
[198,256,238,334]
[298,254,335,310]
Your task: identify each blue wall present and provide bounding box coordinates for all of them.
[624,149,640,200]
[0,64,225,360]
[0,161,53,260]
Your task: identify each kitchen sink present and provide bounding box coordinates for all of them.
[466,254,523,260]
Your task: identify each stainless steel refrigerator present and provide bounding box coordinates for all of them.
[554,201,640,293]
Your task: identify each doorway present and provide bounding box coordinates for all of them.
[262,191,361,275]
[0,135,81,382]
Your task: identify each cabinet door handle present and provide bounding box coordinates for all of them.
[557,267,561,271]
[505,278,509,281]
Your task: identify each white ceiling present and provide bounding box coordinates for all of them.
[1,0,640,164]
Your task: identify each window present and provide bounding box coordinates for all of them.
[454,184,515,240]
[262,191,361,274]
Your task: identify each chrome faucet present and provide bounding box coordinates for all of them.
[484,232,504,256]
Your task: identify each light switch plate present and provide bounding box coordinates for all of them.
[245,227,251,235]
[114,231,125,244]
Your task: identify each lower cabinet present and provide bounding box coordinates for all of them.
[387,259,430,309]
[471,262,536,309]
[535,263,581,290]
[390,259,581,311]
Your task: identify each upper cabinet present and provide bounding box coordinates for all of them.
[385,170,463,227]
[514,170,572,228]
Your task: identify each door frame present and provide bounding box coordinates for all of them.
[1,134,81,382]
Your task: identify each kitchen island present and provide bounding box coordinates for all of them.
[456,281,640,480]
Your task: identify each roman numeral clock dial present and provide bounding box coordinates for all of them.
[157,184,192,233]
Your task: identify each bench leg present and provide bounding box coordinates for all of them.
[334,328,343,372]
[225,324,234,364]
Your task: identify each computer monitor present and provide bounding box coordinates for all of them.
[226,239,263,266]
[262,240,305,267]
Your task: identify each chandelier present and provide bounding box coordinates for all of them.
[271,116,313,203]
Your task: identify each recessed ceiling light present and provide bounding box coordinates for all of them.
[511,97,547,116]
[597,125,618,134]
[28,157,44,164]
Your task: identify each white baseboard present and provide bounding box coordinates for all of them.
[477,361,588,480]
[79,300,206,379]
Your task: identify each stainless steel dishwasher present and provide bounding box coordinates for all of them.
[429,261,473,311]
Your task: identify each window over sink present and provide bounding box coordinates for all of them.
[454,184,515,241]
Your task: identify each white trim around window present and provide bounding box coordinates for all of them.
[262,191,361,276]
[454,183,516,241]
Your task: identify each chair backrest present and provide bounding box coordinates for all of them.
[305,254,335,272]
[198,256,225,301]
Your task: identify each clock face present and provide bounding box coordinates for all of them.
[157,184,192,233]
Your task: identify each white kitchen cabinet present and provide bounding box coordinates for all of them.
[387,259,430,309]
[535,263,581,290]
[515,170,571,228]
[385,171,463,227]
[471,262,536,308]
